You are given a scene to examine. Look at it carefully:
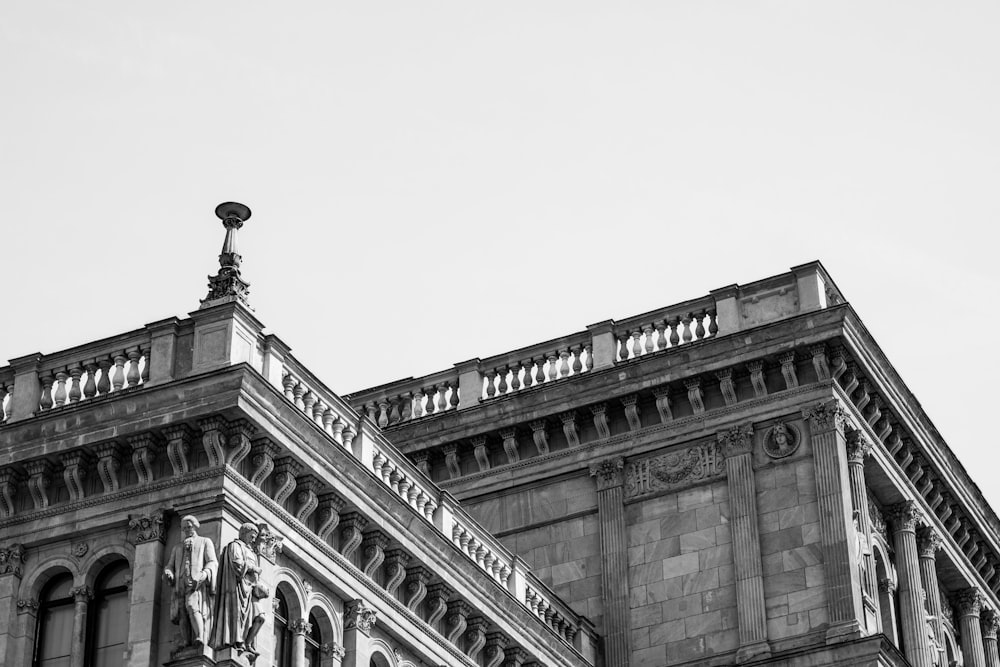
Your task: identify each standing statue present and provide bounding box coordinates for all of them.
[212,522,270,661]
[163,515,218,650]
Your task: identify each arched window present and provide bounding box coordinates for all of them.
[305,612,321,667]
[34,572,74,667]
[273,591,292,667]
[90,560,131,667]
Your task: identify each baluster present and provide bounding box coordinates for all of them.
[437,384,449,413]
[292,383,306,410]
[413,389,425,418]
[708,309,719,336]
[140,349,149,383]
[617,334,629,361]
[534,358,546,385]
[681,316,693,343]
[424,387,437,415]
[559,349,570,377]
[571,345,583,374]
[0,385,7,422]
[97,359,112,395]
[112,354,127,391]
[282,374,295,401]
[302,391,317,421]
[510,363,521,392]
[643,324,655,354]
[68,366,83,403]
[53,370,68,407]
[377,401,390,428]
[83,362,98,399]
[448,381,459,409]
[655,321,667,350]
[39,374,54,411]
[630,330,642,358]
[546,352,559,381]
[485,371,496,398]
[584,344,593,371]
[497,367,509,395]
[126,349,141,387]
[668,318,680,346]
[387,397,401,424]
[313,400,327,426]
[694,310,706,339]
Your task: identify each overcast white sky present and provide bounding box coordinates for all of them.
[2,2,998,506]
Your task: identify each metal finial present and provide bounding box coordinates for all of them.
[201,202,252,309]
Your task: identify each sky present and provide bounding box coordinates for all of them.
[2,2,998,506]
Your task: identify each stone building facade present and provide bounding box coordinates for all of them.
[1,205,999,667]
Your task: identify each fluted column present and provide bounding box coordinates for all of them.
[916,526,945,666]
[982,609,999,667]
[846,428,879,631]
[888,501,932,667]
[802,400,864,641]
[956,589,987,667]
[589,457,630,666]
[718,424,770,662]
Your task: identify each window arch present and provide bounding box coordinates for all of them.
[33,571,74,667]
[89,560,130,667]
[304,612,321,667]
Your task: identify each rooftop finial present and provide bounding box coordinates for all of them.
[201,202,252,309]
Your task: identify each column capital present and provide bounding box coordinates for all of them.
[321,642,346,659]
[589,457,624,491]
[70,585,93,602]
[345,599,377,636]
[291,618,313,636]
[0,543,26,577]
[955,588,985,617]
[845,428,872,464]
[717,423,754,458]
[888,500,923,533]
[982,609,999,639]
[127,508,169,545]
[916,526,943,558]
[802,399,851,432]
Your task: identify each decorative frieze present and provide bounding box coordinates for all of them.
[128,509,167,544]
[0,544,26,577]
[624,441,724,499]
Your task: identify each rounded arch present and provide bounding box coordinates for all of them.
[307,593,341,645]
[368,638,397,667]
[272,567,306,620]
[942,624,962,667]
[21,557,79,600]
[81,545,133,589]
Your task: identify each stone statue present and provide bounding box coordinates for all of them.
[163,515,218,650]
[211,522,269,661]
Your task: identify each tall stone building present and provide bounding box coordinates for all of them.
[0,205,997,667]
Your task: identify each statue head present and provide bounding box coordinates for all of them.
[239,522,260,546]
[181,515,201,537]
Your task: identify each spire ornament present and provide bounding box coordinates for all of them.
[201,202,252,309]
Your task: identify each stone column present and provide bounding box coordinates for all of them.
[0,544,25,665]
[845,428,878,631]
[802,400,864,641]
[718,424,770,662]
[589,457,630,666]
[888,501,932,667]
[916,526,945,666]
[982,609,999,667]
[956,589,987,667]
[69,585,93,667]
[291,618,312,667]
[126,510,168,667]
[342,599,377,667]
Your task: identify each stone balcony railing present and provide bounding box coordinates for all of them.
[345,261,842,425]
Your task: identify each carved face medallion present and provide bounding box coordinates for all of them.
[763,422,800,459]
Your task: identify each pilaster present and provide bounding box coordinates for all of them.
[718,424,770,662]
[0,544,25,665]
[916,526,945,665]
[845,428,878,631]
[342,599,376,667]
[888,501,932,667]
[589,456,630,666]
[802,399,864,642]
[982,609,999,667]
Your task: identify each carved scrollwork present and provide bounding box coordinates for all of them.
[624,442,724,499]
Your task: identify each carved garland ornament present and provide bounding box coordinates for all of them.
[624,442,725,499]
